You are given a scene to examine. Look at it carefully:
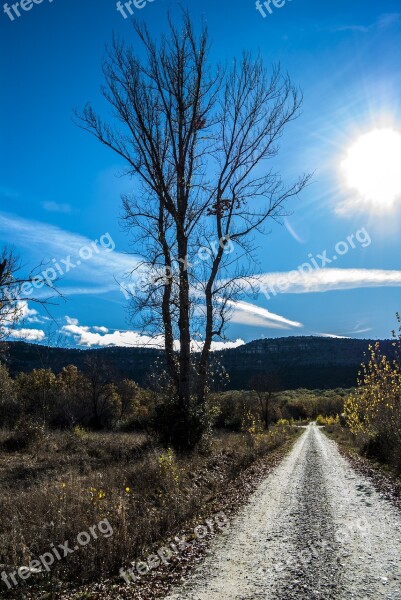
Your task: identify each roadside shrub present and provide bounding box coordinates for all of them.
[363,432,395,463]
[316,414,340,432]
[344,328,401,471]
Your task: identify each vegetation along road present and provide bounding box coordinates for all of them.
[165,424,401,600]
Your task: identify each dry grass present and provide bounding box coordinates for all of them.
[0,427,295,595]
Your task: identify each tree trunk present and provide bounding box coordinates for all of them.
[177,232,191,410]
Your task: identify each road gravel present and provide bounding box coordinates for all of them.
[164,424,401,600]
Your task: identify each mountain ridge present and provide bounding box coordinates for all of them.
[3,336,395,391]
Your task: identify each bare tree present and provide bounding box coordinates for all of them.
[76,12,310,449]
[0,248,25,337]
[0,246,60,344]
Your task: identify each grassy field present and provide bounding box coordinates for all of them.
[0,426,297,597]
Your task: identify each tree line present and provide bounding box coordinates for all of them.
[0,358,149,430]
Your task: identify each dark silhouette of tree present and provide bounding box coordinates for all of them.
[249,373,279,429]
[76,11,309,450]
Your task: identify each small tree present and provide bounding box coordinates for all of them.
[117,378,140,421]
[0,363,19,428]
[16,368,57,425]
[0,248,26,337]
[77,12,309,450]
[344,317,401,467]
[83,355,121,428]
[249,373,278,430]
[53,365,88,427]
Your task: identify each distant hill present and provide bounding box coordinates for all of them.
[218,337,395,390]
[3,337,395,391]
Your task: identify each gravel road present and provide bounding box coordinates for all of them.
[164,424,401,600]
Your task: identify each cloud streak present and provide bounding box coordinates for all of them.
[0,212,137,294]
[227,300,303,329]
[259,268,401,296]
[332,12,401,34]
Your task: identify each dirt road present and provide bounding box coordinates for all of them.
[164,424,401,600]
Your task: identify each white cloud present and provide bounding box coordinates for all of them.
[209,339,245,351]
[17,301,38,320]
[227,300,303,329]
[8,328,46,342]
[314,332,350,339]
[191,338,245,351]
[17,301,50,324]
[259,268,401,297]
[1,301,39,326]
[0,302,48,340]
[62,317,245,351]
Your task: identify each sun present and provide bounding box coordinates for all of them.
[342,128,401,210]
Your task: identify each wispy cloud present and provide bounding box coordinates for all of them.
[314,332,350,339]
[41,201,72,214]
[228,300,303,329]
[0,212,137,294]
[335,24,370,33]
[332,12,401,34]
[259,268,401,296]
[376,13,401,29]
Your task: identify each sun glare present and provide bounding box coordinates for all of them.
[342,128,401,210]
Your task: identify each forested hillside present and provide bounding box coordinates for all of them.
[4,337,395,390]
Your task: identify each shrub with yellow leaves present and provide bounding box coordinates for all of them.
[158,447,180,488]
[344,322,401,469]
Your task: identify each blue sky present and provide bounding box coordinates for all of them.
[1,0,401,348]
